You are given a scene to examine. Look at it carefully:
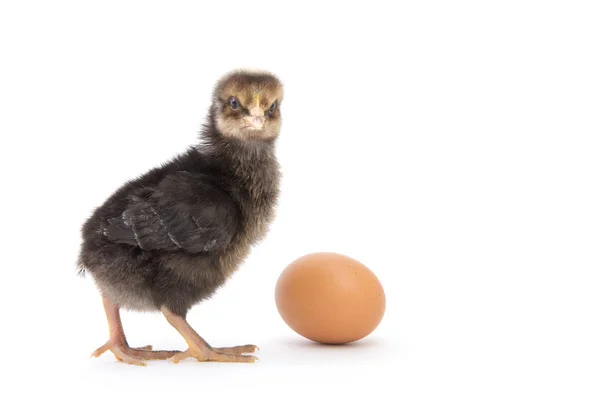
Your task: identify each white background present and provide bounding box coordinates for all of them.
[1,1,599,398]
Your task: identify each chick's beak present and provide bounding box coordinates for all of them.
[245,106,265,130]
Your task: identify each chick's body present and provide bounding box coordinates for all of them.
[80,145,278,315]
[78,70,283,365]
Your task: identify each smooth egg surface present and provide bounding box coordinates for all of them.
[275,252,386,344]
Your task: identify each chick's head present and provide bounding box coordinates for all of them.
[212,70,283,141]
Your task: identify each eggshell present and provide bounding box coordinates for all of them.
[275,252,386,344]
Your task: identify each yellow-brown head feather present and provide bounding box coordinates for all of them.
[212,69,283,140]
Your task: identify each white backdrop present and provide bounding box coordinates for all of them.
[1,1,599,399]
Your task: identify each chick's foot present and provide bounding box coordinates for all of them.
[162,306,258,363]
[92,341,179,366]
[213,344,259,355]
[91,296,179,366]
[169,345,258,364]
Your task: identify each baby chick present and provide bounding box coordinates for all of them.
[78,69,283,365]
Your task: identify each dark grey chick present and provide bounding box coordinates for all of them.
[78,69,283,365]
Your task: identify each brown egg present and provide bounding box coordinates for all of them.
[275,252,386,344]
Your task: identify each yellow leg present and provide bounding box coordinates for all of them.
[161,306,258,363]
[91,297,179,366]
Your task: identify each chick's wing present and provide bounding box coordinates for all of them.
[103,171,238,254]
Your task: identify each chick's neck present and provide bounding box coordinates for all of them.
[198,116,280,195]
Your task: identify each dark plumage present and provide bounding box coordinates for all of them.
[78,69,283,365]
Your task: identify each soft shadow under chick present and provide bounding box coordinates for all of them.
[78,70,284,365]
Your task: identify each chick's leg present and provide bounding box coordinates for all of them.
[161,306,258,363]
[91,297,179,366]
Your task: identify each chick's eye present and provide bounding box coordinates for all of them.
[229,97,239,110]
[269,102,277,114]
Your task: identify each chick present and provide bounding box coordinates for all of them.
[78,70,283,365]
